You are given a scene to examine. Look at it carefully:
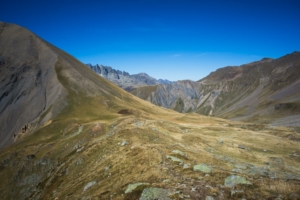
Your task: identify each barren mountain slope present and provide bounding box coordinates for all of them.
[0,22,299,200]
[0,22,147,149]
[132,52,300,125]
[0,22,67,149]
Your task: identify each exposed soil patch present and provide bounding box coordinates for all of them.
[118,109,133,115]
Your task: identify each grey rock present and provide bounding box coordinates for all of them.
[232,168,243,173]
[193,164,212,173]
[206,196,214,200]
[139,187,171,200]
[167,156,183,163]
[205,185,213,189]
[83,181,97,192]
[135,121,144,127]
[247,166,270,176]
[183,163,190,169]
[224,175,251,187]
[234,164,247,169]
[172,149,187,157]
[121,141,128,146]
[125,182,149,194]
[218,139,223,144]
[238,144,245,149]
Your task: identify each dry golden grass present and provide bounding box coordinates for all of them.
[257,179,300,196]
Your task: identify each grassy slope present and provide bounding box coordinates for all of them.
[0,56,299,199]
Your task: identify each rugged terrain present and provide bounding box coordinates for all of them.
[131,52,300,126]
[0,22,300,200]
[87,64,172,91]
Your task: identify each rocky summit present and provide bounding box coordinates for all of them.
[87,64,172,91]
[131,52,300,126]
[0,22,300,200]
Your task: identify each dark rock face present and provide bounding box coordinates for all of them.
[86,64,172,91]
[131,52,300,125]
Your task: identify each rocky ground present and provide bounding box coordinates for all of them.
[1,112,299,199]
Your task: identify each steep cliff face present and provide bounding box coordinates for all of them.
[132,52,300,125]
[87,64,172,91]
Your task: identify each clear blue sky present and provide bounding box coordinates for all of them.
[1,0,300,81]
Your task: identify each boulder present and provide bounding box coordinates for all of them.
[193,164,212,173]
[83,181,97,192]
[167,156,183,164]
[172,149,187,157]
[121,141,128,146]
[139,187,171,200]
[224,175,251,187]
[125,182,149,194]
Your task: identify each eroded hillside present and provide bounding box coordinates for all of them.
[131,52,300,126]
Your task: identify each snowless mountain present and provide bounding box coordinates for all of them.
[87,64,172,91]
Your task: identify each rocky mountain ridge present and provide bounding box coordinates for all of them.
[131,52,300,126]
[86,64,172,91]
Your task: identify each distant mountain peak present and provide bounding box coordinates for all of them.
[86,64,173,91]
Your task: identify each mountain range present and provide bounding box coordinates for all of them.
[87,52,300,127]
[131,52,300,126]
[86,64,172,91]
[0,22,300,200]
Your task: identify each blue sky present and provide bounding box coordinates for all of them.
[1,0,300,81]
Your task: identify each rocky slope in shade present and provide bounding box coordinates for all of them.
[0,22,300,200]
[131,52,300,125]
[86,64,173,91]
